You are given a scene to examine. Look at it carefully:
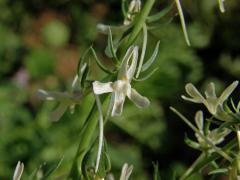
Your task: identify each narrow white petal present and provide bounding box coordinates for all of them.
[120,163,133,180]
[13,161,24,180]
[37,89,70,101]
[185,83,205,102]
[111,92,126,116]
[204,82,217,98]
[127,46,139,80]
[92,81,113,95]
[218,0,225,13]
[71,75,79,91]
[181,95,202,103]
[195,111,204,131]
[94,94,104,173]
[118,46,138,80]
[218,81,238,105]
[37,89,55,100]
[128,88,150,108]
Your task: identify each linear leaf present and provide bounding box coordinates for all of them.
[141,41,160,72]
[107,27,119,63]
[147,1,174,23]
[90,47,113,74]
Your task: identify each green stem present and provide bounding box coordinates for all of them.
[68,96,109,179]
[67,102,97,179]
[180,153,205,180]
[124,0,155,50]
[170,107,233,162]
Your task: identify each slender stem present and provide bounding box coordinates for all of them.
[180,153,205,180]
[68,95,109,179]
[125,0,155,49]
[67,102,97,179]
[170,107,233,162]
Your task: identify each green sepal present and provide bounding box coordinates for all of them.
[147,16,176,30]
[141,41,160,72]
[208,168,228,175]
[133,67,158,82]
[105,27,119,64]
[41,156,64,179]
[90,47,114,74]
[146,1,174,23]
[184,134,201,150]
[121,0,127,17]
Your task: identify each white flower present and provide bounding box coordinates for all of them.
[119,163,133,180]
[124,0,141,25]
[13,161,24,180]
[181,81,238,116]
[37,63,87,121]
[93,46,150,117]
[194,111,230,150]
[105,163,133,180]
[218,0,225,13]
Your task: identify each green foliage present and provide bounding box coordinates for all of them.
[24,48,55,79]
[0,0,240,179]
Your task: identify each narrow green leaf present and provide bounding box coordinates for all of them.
[97,24,131,35]
[180,138,237,180]
[184,134,201,150]
[81,63,90,89]
[136,23,147,78]
[141,41,160,72]
[77,47,91,77]
[147,1,174,23]
[175,0,190,46]
[107,27,119,63]
[90,47,113,74]
[134,67,158,81]
[230,98,238,112]
[170,107,233,162]
[147,16,175,30]
[42,156,64,179]
[208,168,228,175]
[121,0,127,17]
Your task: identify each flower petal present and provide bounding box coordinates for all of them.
[120,163,133,180]
[195,111,204,131]
[204,82,216,98]
[128,88,150,108]
[118,46,138,81]
[181,95,202,103]
[127,46,138,81]
[185,83,205,102]
[13,161,24,180]
[37,89,70,101]
[111,92,126,116]
[218,81,239,105]
[92,81,113,95]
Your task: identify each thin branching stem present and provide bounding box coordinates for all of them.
[170,107,233,162]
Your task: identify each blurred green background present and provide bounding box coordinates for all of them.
[0,0,240,179]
